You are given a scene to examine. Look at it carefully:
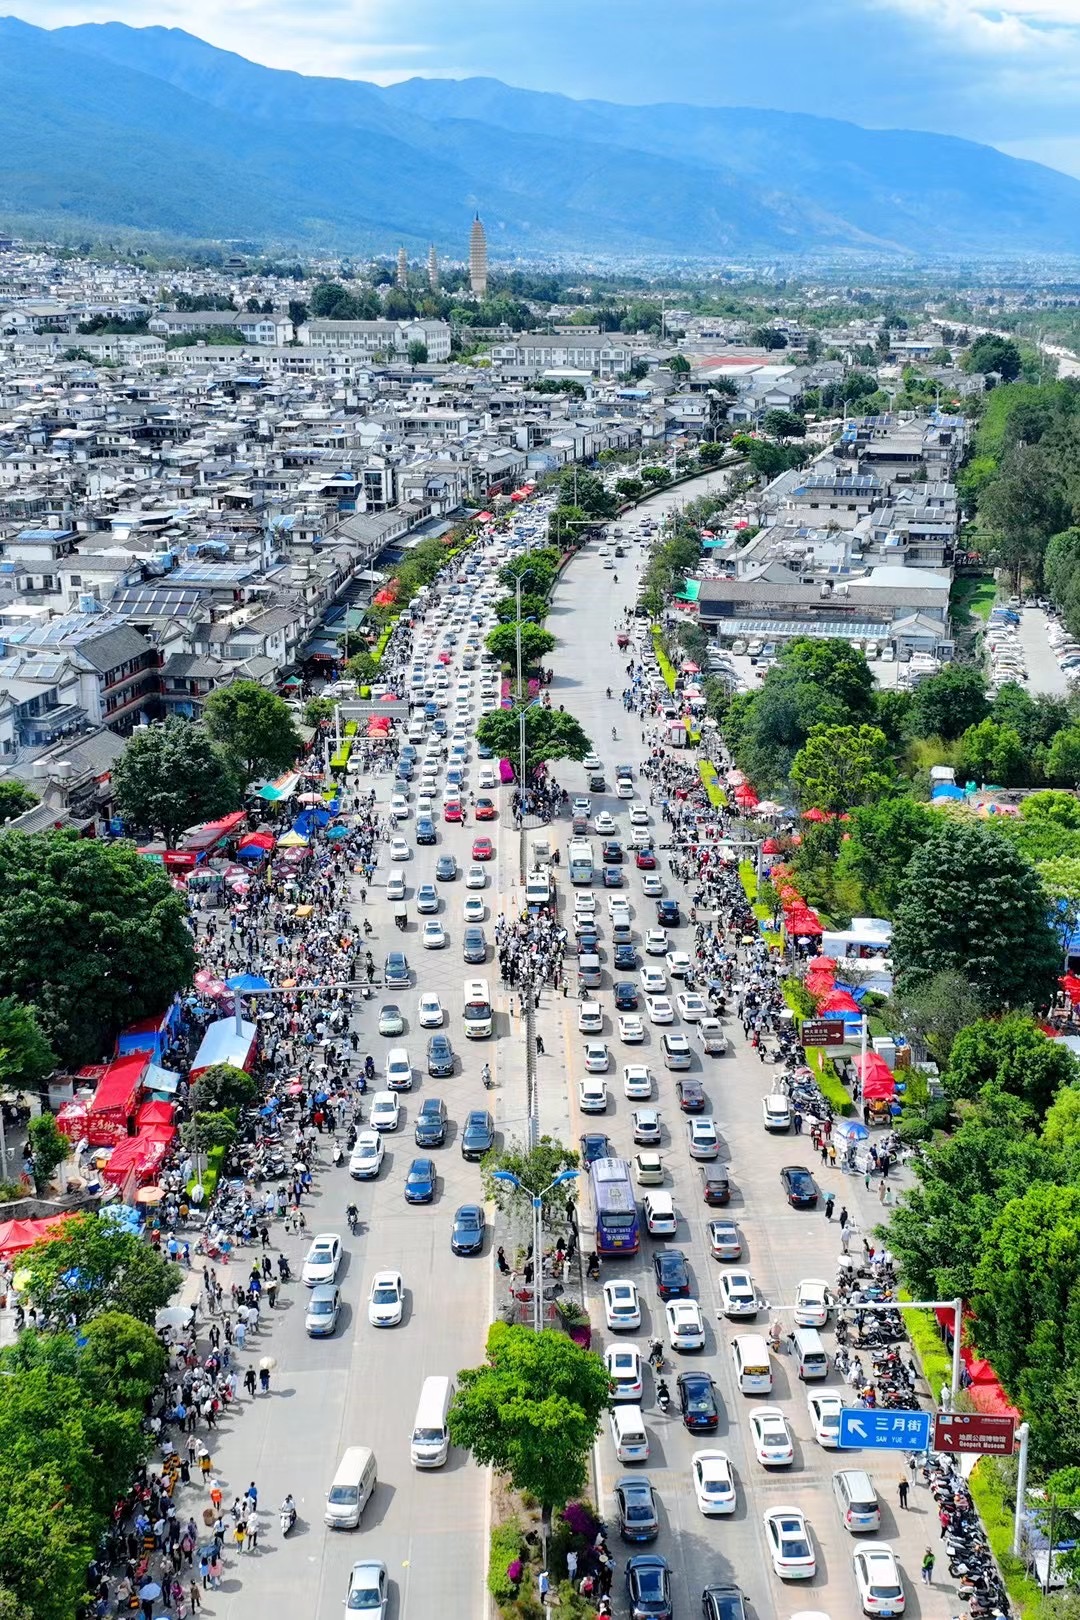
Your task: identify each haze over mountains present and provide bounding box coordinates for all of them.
[3,14,1080,258]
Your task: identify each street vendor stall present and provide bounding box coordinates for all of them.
[189,1017,258,1078]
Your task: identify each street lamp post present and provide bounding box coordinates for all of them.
[492,1168,580,1334]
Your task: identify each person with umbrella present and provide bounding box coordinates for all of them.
[138,1580,161,1620]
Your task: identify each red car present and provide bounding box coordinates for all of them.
[443,800,463,823]
[635,848,657,869]
[471,836,494,860]
[474,797,496,821]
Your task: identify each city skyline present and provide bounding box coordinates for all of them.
[9,0,1080,176]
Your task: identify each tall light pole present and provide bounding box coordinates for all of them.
[514,568,535,704]
[492,1168,580,1333]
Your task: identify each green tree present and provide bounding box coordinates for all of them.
[77,1311,167,1409]
[0,998,54,1092]
[449,1322,610,1528]
[287,299,308,331]
[884,968,986,1069]
[669,354,691,375]
[892,820,1061,1011]
[407,340,428,364]
[203,681,302,785]
[0,832,194,1065]
[19,1212,181,1325]
[640,466,670,487]
[763,408,806,438]
[0,782,38,825]
[790,724,894,814]
[548,504,589,547]
[839,798,936,914]
[345,651,380,685]
[956,718,1028,785]
[906,665,989,741]
[946,1014,1078,1119]
[614,477,645,502]
[1046,726,1080,786]
[25,1115,67,1193]
[981,442,1069,591]
[1040,854,1080,945]
[303,697,335,728]
[191,1062,257,1112]
[482,1135,579,1219]
[484,623,557,674]
[499,551,559,594]
[182,1109,238,1153]
[0,1465,94,1620]
[309,282,360,319]
[751,326,787,350]
[557,469,616,520]
[111,719,239,847]
[964,335,1023,381]
[475,705,591,783]
[495,593,548,625]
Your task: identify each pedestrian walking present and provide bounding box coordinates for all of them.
[838,1206,849,1231]
[243,1367,257,1397]
[907,1453,918,1482]
[189,1582,202,1612]
[898,1478,909,1509]
[841,1225,852,1254]
[535,1034,545,1055]
[824,1194,835,1221]
[920,1548,935,1585]
[496,1246,510,1276]
[259,1366,270,1393]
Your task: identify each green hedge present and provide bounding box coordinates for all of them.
[810,1050,855,1117]
[488,1516,525,1603]
[188,1143,226,1202]
[371,622,396,664]
[902,1296,954,1399]
[967,1455,1042,1614]
[650,627,677,693]
[698,760,726,807]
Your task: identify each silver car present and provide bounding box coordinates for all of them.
[305,1283,340,1337]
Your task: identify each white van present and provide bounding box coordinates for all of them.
[609,1403,649,1463]
[324,1445,377,1528]
[410,1375,454,1468]
[833,1468,882,1533]
[792,1327,829,1380]
[731,1333,773,1395]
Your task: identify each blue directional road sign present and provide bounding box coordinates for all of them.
[838,1408,931,1451]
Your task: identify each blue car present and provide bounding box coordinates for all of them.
[451,1203,486,1254]
[404,1157,436,1204]
[579,1132,613,1166]
[477,742,493,759]
[415,817,436,844]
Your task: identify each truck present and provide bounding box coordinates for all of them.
[525,868,552,908]
[530,837,551,867]
[568,839,595,885]
[698,1019,729,1055]
[667,718,688,748]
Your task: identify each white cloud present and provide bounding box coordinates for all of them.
[873,0,1080,54]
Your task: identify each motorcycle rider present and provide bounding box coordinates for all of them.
[280,1493,296,1533]
[346,1204,359,1233]
[655,1377,670,1411]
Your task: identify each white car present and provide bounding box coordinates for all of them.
[348,1131,384,1179]
[665,951,692,979]
[384,1048,412,1091]
[619,1014,646,1044]
[418,992,444,1028]
[853,1543,905,1614]
[302,1233,343,1287]
[763,1505,816,1580]
[687,1117,720,1159]
[584,1041,610,1073]
[646,995,674,1024]
[583,752,603,771]
[415,795,433,819]
[676,992,708,1022]
[749,1405,794,1467]
[465,864,487,888]
[389,837,411,861]
[421,919,446,949]
[391,793,410,819]
[606,1344,644,1401]
[369,1091,401,1132]
[665,1297,705,1352]
[807,1391,844,1450]
[415,883,439,914]
[623,1063,653,1098]
[575,892,597,917]
[579,1076,609,1113]
[477,766,497,790]
[463,896,486,922]
[718,1269,759,1318]
[644,931,668,958]
[794,1278,831,1327]
[640,874,663,898]
[578,1000,604,1033]
[572,797,591,816]
[761,1092,790,1130]
[386,871,406,902]
[607,894,631,918]
[629,805,650,826]
[367,1269,404,1327]
[594,811,616,834]
[635,1150,664,1184]
[603,1278,641,1331]
[692,1449,737,1516]
[632,1108,662,1144]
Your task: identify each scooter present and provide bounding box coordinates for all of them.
[655,1379,671,1414]
[280,1504,296,1537]
[332,1140,343,1167]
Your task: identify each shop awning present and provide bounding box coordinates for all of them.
[256,773,300,803]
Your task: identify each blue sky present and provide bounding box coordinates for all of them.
[18,0,1080,175]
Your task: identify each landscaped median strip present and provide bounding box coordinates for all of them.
[698,760,726,808]
[650,626,677,692]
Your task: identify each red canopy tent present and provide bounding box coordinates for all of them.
[238,830,275,854]
[101,1135,168,1188]
[852,1052,895,1099]
[1061,974,1080,1004]
[136,1100,175,1131]
[802,807,831,823]
[0,1214,73,1257]
[784,906,823,937]
[761,838,781,855]
[87,1052,150,1145]
[818,988,861,1015]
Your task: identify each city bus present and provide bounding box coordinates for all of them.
[462,978,493,1039]
[589,1157,640,1257]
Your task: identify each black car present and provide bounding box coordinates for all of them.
[652,1248,691,1300]
[576,930,600,956]
[701,1587,748,1620]
[676,1078,706,1113]
[395,759,414,781]
[451,1202,485,1254]
[701,1166,731,1207]
[404,1157,436,1204]
[626,1554,672,1618]
[656,899,680,927]
[415,816,436,845]
[461,1109,494,1161]
[677,1371,719,1434]
[614,981,639,1011]
[614,1477,659,1544]
[579,1132,612,1166]
[613,943,638,969]
[435,854,457,881]
[427,1034,455,1077]
[602,840,625,864]
[414,1097,447,1146]
[780,1165,819,1208]
[589,773,606,792]
[462,927,487,964]
[603,867,623,888]
[383,951,410,988]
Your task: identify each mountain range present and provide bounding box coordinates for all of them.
[2,15,1080,259]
